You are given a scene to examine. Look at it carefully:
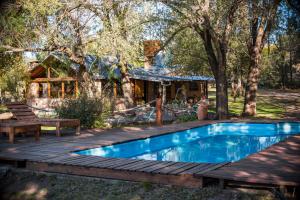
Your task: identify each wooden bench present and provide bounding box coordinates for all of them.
[6,103,80,137]
[0,121,41,143]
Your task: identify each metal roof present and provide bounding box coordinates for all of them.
[31,52,214,82]
[126,67,214,82]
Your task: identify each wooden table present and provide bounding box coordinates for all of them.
[0,121,41,143]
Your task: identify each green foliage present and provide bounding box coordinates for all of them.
[177,112,198,122]
[55,95,107,128]
[166,29,212,76]
[0,104,7,114]
[21,0,61,18]
[0,54,30,100]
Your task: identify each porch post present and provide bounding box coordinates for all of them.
[47,82,51,98]
[156,86,163,126]
[75,80,79,98]
[156,96,162,126]
[61,82,65,99]
[205,81,208,97]
[162,84,166,106]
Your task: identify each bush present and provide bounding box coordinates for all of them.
[177,112,198,122]
[55,95,106,128]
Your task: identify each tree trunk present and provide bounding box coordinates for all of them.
[215,63,228,119]
[243,0,281,116]
[199,28,229,120]
[118,61,134,108]
[243,48,260,116]
[121,75,134,108]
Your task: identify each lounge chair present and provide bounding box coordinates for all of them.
[6,102,80,136]
[0,120,41,143]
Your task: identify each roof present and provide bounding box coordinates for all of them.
[30,52,214,82]
[96,65,214,82]
[129,67,214,82]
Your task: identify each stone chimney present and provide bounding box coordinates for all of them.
[144,40,161,69]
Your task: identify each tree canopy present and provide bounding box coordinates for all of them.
[0,0,299,118]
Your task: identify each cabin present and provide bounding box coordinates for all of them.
[98,66,213,109]
[27,53,101,109]
[27,41,214,110]
[97,40,214,109]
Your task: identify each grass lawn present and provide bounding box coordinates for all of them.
[207,88,293,119]
[228,95,284,119]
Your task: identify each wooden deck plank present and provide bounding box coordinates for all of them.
[177,163,211,175]
[196,162,230,175]
[101,159,142,169]
[168,163,201,175]
[137,161,177,173]
[88,158,128,168]
[113,159,148,170]
[61,156,102,165]
[43,154,78,163]
[78,157,113,166]
[153,162,193,174]
[63,156,109,166]
[115,160,160,171]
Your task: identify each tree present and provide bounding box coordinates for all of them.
[0,53,29,100]
[85,1,144,108]
[0,0,144,108]
[155,0,242,119]
[166,28,212,76]
[243,0,282,116]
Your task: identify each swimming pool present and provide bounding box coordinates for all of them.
[76,122,300,163]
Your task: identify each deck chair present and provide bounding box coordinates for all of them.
[6,102,80,136]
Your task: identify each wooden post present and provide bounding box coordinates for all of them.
[47,67,51,78]
[61,82,65,99]
[75,80,79,98]
[8,127,15,144]
[47,82,51,98]
[113,82,117,97]
[47,67,51,98]
[156,89,163,126]
[205,81,208,97]
[162,85,166,106]
[35,125,40,141]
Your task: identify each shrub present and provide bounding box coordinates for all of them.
[55,95,105,128]
[177,112,198,122]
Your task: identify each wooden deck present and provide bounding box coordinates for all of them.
[203,134,300,187]
[0,120,300,189]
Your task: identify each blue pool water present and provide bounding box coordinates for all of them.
[76,122,300,163]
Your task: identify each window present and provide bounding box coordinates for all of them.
[189,82,199,91]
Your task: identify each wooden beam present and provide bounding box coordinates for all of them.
[32,77,77,83]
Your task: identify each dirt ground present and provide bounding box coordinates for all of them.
[257,89,300,119]
[0,167,276,200]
